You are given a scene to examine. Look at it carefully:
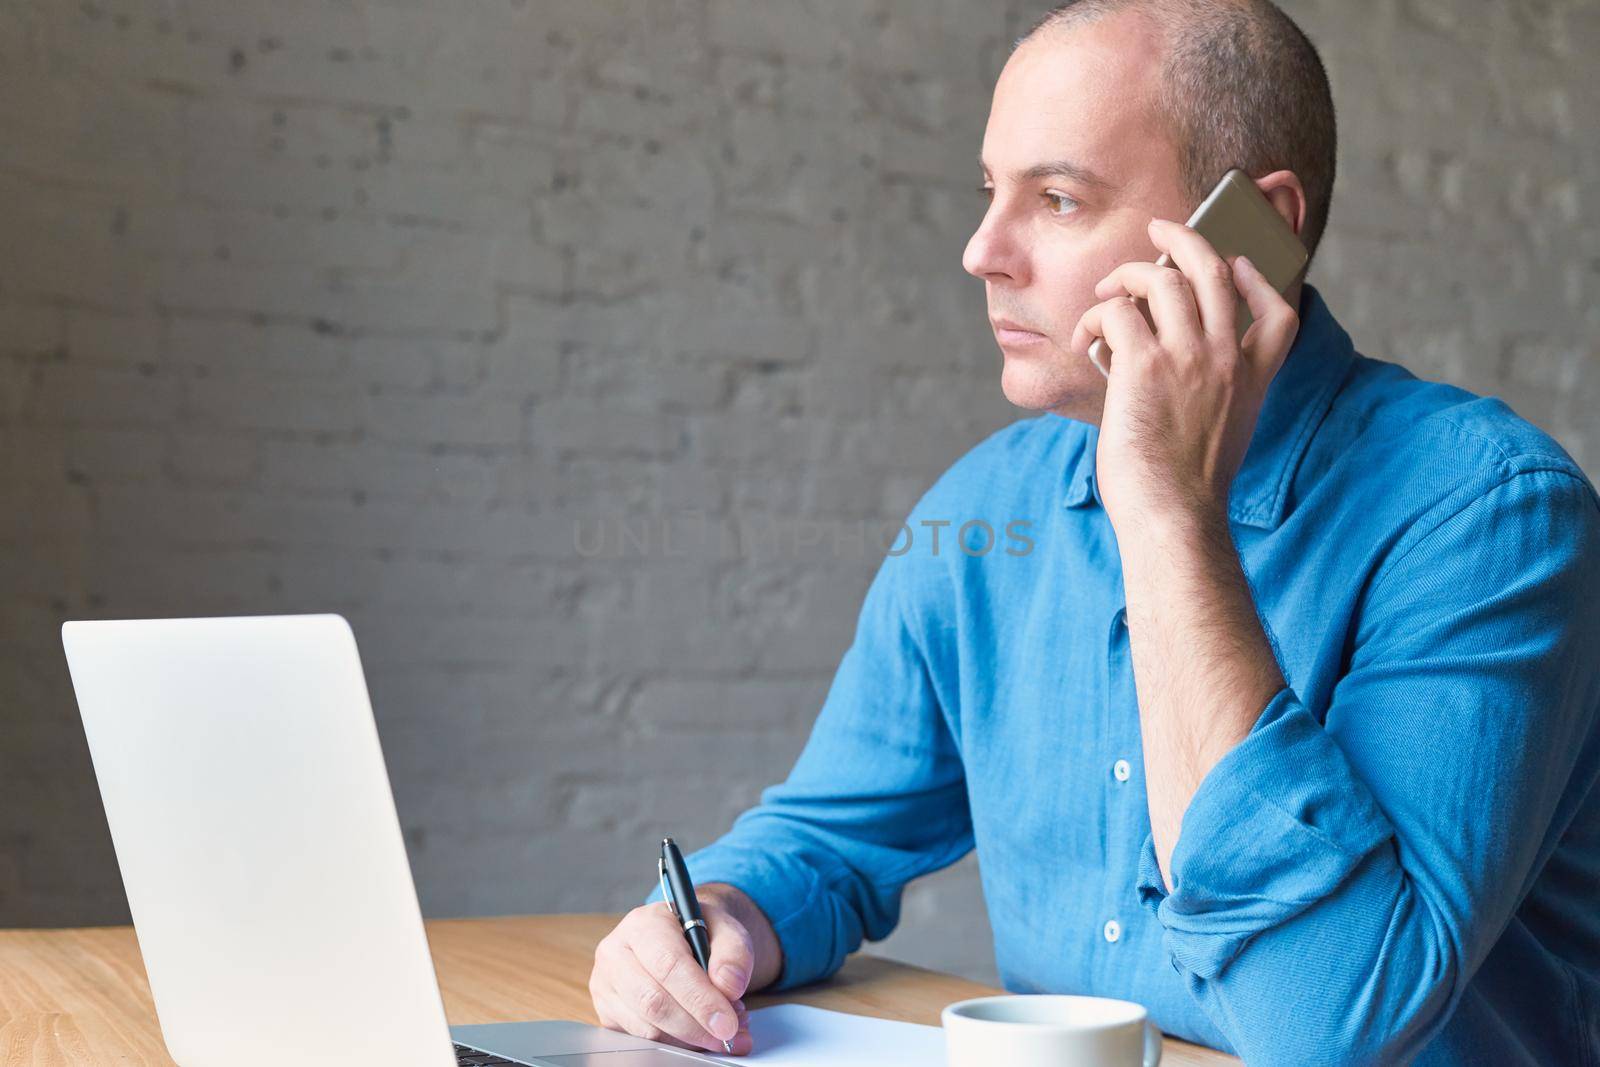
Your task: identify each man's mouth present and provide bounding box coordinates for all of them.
[991,317,1047,346]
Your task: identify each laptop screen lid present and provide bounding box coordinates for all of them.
[62,614,455,1067]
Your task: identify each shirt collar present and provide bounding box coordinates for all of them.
[1061,283,1356,530]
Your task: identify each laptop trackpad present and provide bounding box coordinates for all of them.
[452,1021,724,1065]
[540,1054,726,1065]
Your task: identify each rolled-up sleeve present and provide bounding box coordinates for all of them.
[644,546,972,991]
[1136,467,1600,1064]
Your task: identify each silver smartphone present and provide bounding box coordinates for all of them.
[1087,168,1309,377]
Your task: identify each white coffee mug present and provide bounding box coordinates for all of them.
[942,994,1163,1067]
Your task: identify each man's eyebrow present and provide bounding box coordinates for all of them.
[978,155,1115,189]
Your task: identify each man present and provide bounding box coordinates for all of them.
[588,1,1600,1063]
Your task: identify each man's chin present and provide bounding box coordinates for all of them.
[999,353,1102,416]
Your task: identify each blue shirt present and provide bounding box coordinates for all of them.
[645,286,1600,1065]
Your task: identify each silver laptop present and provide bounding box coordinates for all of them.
[62,613,724,1067]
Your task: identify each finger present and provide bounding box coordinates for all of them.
[1094,261,1204,351]
[600,978,755,1057]
[1231,255,1299,371]
[1072,296,1159,370]
[592,970,673,1045]
[610,990,753,1058]
[597,972,711,1052]
[704,905,756,1000]
[1147,218,1237,341]
[593,979,623,1034]
[627,933,741,1050]
[608,991,752,1055]
[727,1005,755,1057]
[591,910,747,1051]
[600,927,730,1052]
[611,948,733,1052]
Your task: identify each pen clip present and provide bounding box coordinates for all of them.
[658,856,680,920]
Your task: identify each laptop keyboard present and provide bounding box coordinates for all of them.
[454,1042,520,1066]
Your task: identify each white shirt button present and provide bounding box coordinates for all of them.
[1113,759,1131,782]
[1103,918,1121,943]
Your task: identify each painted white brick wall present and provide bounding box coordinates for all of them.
[1,1,1594,988]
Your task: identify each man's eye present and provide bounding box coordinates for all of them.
[977,184,994,199]
[1044,191,1080,217]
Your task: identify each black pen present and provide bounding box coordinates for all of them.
[658,836,733,1054]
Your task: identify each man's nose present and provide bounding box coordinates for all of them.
[962,211,1022,283]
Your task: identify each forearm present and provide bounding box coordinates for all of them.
[701,882,784,993]
[1117,506,1285,889]
[1130,686,1459,1063]
[1153,835,1456,1063]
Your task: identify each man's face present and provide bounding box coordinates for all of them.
[964,13,1193,424]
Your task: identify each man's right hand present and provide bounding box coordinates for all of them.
[589,882,782,1056]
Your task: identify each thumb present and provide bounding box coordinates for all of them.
[704,907,755,1000]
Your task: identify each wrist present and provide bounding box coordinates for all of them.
[1114,497,1233,571]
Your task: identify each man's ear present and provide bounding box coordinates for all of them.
[1253,170,1308,240]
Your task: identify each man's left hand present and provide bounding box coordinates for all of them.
[1070,217,1300,531]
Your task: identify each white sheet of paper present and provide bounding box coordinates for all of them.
[707,1003,947,1066]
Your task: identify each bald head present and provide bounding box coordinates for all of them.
[1016,0,1337,260]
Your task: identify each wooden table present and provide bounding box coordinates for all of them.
[0,915,1238,1064]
